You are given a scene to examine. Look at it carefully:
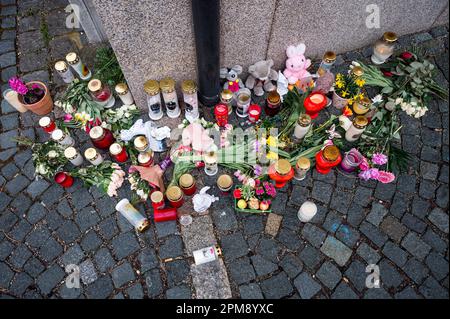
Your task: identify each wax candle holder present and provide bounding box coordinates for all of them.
[304,92,327,119]
[265,91,281,117]
[66,52,91,80]
[160,78,181,118]
[109,143,128,163]
[340,148,363,173]
[84,148,104,165]
[115,83,134,105]
[294,157,311,181]
[88,79,115,108]
[293,114,311,140]
[64,147,83,166]
[54,61,74,84]
[54,172,74,188]
[217,174,233,193]
[51,129,74,147]
[214,103,229,127]
[248,104,261,123]
[236,88,251,118]
[315,145,342,174]
[204,152,218,176]
[166,186,184,208]
[345,116,368,142]
[39,116,56,133]
[179,174,197,196]
[144,80,163,120]
[298,201,317,222]
[220,89,234,115]
[134,135,149,152]
[371,32,398,65]
[154,207,178,223]
[138,151,154,167]
[182,80,199,122]
[115,199,150,232]
[317,51,336,76]
[268,159,294,188]
[3,89,28,113]
[89,126,115,150]
[150,191,165,210]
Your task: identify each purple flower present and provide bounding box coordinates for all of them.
[372,153,388,166]
[369,168,380,179]
[9,77,28,95]
[358,169,372,181]
[253,164,262,176]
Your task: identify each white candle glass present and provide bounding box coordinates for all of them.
[115,199,149,232]
[298,201,317,222]
[3,89,28,113]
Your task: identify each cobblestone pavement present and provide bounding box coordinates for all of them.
[1,0,449,299]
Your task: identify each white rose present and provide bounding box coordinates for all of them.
[395,97,403,105]
[47,150,57,158]
[405,105,415,115]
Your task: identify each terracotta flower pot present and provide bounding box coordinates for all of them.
[19,81,53,115]
[332,91,349,110]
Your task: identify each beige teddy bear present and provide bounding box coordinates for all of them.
[245,59,279,96]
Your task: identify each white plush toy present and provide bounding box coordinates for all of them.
[120,119,171,152]
[192,186,219,213]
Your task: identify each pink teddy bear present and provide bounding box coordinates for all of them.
[283,43,312,85]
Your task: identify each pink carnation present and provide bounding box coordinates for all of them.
[358,169,372,181]
[369,168,380,179]
[359,156,370,171]
[377,171,396,184]
[372,153,388,166]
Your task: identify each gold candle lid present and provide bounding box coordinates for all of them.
[84,148,98,160]
[138,151,153,164]
[55,61,68,72]
[144,80,160,95]
[353,115,369,128]
[166,186,183,201]
[64,146,78,160]
[217,174,233,189]
[65,52,79,64]
[115,83,128,95]
[267,91,281,104]
[51,129,65,142]
[39,116,51,127]
[298,114,312,127]
[351,66,364,77]
[383,31,398,43]
[159,78,176,93]
[137,219,151,233]
[109,143,123,155]
[204,152,217,164]
[89,126,105,140]
[296,157,311,170]
[134,136,148,150]
[323,51,337,63]
[179,174,194,188]
[275,159,292,175]
[323,145,340,162]
[88,79,102,93]
[181,80,197,94]
[221,89,233,100]
[150,191,164,203]
[360,97,371,106]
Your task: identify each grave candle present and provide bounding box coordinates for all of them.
[115,199,150,232]
[64,146,83,166]
[66,52,91,80]
[38,116,56,133]
[298,201,317,222]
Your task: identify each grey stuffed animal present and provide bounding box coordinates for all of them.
[220,65,245,94]
[245,59,278,96]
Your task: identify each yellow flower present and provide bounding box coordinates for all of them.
[335,80,345,89]
[336,74,343,81]
[266,151,279,160]
[348,99,354,106]
[266,136,278,148]
[355,78,365,87]
[341,90,349,98]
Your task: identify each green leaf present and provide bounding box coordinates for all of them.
[381,86,393,94]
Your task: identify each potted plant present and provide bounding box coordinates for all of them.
[9,77,53,115]
[332,73,362,109]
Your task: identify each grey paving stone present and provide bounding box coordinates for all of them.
[320,236,352,267]
[75,206,100,232]
[379,259,404,289]
[26,179,50,199]
[427,208,449,234]
[411,196,430,219]
[19,50,47,73]
[352,187,373,207]
[323,210,344,234]
[379,216,408,243]
[0,262,14,289]
[1,162,18,180]
[158,235,184,259]
[374,182,396,202]
[1,65,17,82]
[270,191,288,213]
[0,240,15,261]
[221,232,249,261]
[9,272,34,296]
[395,286,422,299]
[311,181,333,204]
[155,220,178,238]
[316,261,342,290]
[59,285,82,299]
[0,51,15,68]
[402,213,427,234]
[8,244,32,268]
[86,275,113,299]
[25,224,51,249]
[422,229,448,254]
[144,268,163,298]
[366,202,388,227]
[23,256,45,278]
[137,247,158,273]
[344,260,367,292]
[26,202,48,224]
[435,185,449,208]
[165,259,190,287]
[96,196,117,217]
[0,210,17,232]
[42,185,65,207]
[356,242,381,264]
[420,146,441,163]
[279,253,303,279]
[336,224,360,248]
[126,283,144,299]
[239,283,263,299]
[403,258,430,285]
[81,230,102,253]
[36,265,65,296]
[5,175,29,196]
[8,219,32,242]
[301,223,326,248]
[56,198,73,218]
[359,221,388,248]
[45,210,64,231]
[401,232,431,261]
[70,188,94,211]
[56,220,81,244]
[396,174,417,194]
[425,252,449,281]
[80,259,98,285]
[228,257,256,285]
[39,236,63,262]
[251,254,278,277]
[260,272,294,299]
[288,185,309,207]
[364,287,392,299]
[242,215,264,236]
[166,285,192,299]
[299,245,325,270]
[330,191,353,214]
[117,213,134,233]
[419,277,449,299]
[418,180,437,200]
[0,112,18,132]
[294,272,322,299]
[422,128,442,148]
[94,248,115,273]
[211,206,238,231]
[111,232,140,260]
[277,227,302,251]
[111,261,135,288]
[382,241,409,267]
[347,204,365,228]
[59,244,84,267]
[331,282,358,299]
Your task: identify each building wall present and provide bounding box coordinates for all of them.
[91,0,449,109]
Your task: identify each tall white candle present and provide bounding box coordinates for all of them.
[115,199,150,232]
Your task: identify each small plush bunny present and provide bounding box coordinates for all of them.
[283,43,312,85]
[220,65,245,93]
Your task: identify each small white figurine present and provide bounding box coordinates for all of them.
[192,186,219,213]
